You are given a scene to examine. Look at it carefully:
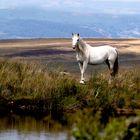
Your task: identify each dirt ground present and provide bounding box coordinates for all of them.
[0,38,139,75]
[0,38,140,53]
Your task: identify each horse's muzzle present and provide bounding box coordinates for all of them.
[72,45,76,49]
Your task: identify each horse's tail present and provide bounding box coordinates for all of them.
[113,49,119,76]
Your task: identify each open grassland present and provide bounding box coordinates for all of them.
[0,38,140,139]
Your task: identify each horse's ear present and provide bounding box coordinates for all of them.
[77,33,79,37]
[72,33,74,36]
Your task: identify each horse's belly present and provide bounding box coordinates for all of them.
[89,54,108,64]
[88,59,104,65]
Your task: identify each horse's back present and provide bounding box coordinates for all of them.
[91,45,117,55]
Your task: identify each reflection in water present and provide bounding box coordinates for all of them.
[0,115,73,140]
[0,130,68,140]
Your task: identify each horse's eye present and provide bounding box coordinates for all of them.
[77,39,79,41]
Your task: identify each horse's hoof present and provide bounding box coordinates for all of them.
[80,80,85,84]
[108,79,112,85]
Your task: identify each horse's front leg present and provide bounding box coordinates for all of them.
[79,61,87,84]
[78,62,84,83]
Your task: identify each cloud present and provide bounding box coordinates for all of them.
[41,0,84,11]
[0,0,74,9]
[0,0,46,9]
[0,0,89,12]
[96,0,140,2]
[101,8,140,15]
[0,0,140,15]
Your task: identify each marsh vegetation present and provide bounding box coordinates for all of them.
[0,59,139,139]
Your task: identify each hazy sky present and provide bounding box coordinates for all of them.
[0,0,140,14]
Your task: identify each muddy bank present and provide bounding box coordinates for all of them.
[0,97,62,118]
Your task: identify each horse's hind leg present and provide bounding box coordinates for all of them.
[105,59,110,69]
[107,60,115,84]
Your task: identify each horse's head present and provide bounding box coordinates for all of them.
[72,33,80,49]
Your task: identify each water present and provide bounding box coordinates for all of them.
[0,130,69,140]
[0,115,73,140]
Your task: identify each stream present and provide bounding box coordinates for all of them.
[0,115,73,140]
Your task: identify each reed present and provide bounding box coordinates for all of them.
[0,59,139,124]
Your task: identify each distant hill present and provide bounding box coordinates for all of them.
[0,19,103,39]
[0,8,140,39]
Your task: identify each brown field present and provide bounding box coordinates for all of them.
[0,38,140,75]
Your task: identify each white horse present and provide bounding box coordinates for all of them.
[72,33,119,84]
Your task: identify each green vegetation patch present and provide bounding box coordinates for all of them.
[0,59,140,130]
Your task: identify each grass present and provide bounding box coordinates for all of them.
[0,59,139,121]
[73,110,140,140]
[0,59,84,119]
[0,59,139,138]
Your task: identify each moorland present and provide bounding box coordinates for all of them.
[0,38,140,139]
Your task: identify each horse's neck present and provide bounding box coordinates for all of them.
[77,39,88,55]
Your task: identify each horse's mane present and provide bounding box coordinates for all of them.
[78,38,87,55]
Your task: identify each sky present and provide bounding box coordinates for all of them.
[0,0,140,14]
